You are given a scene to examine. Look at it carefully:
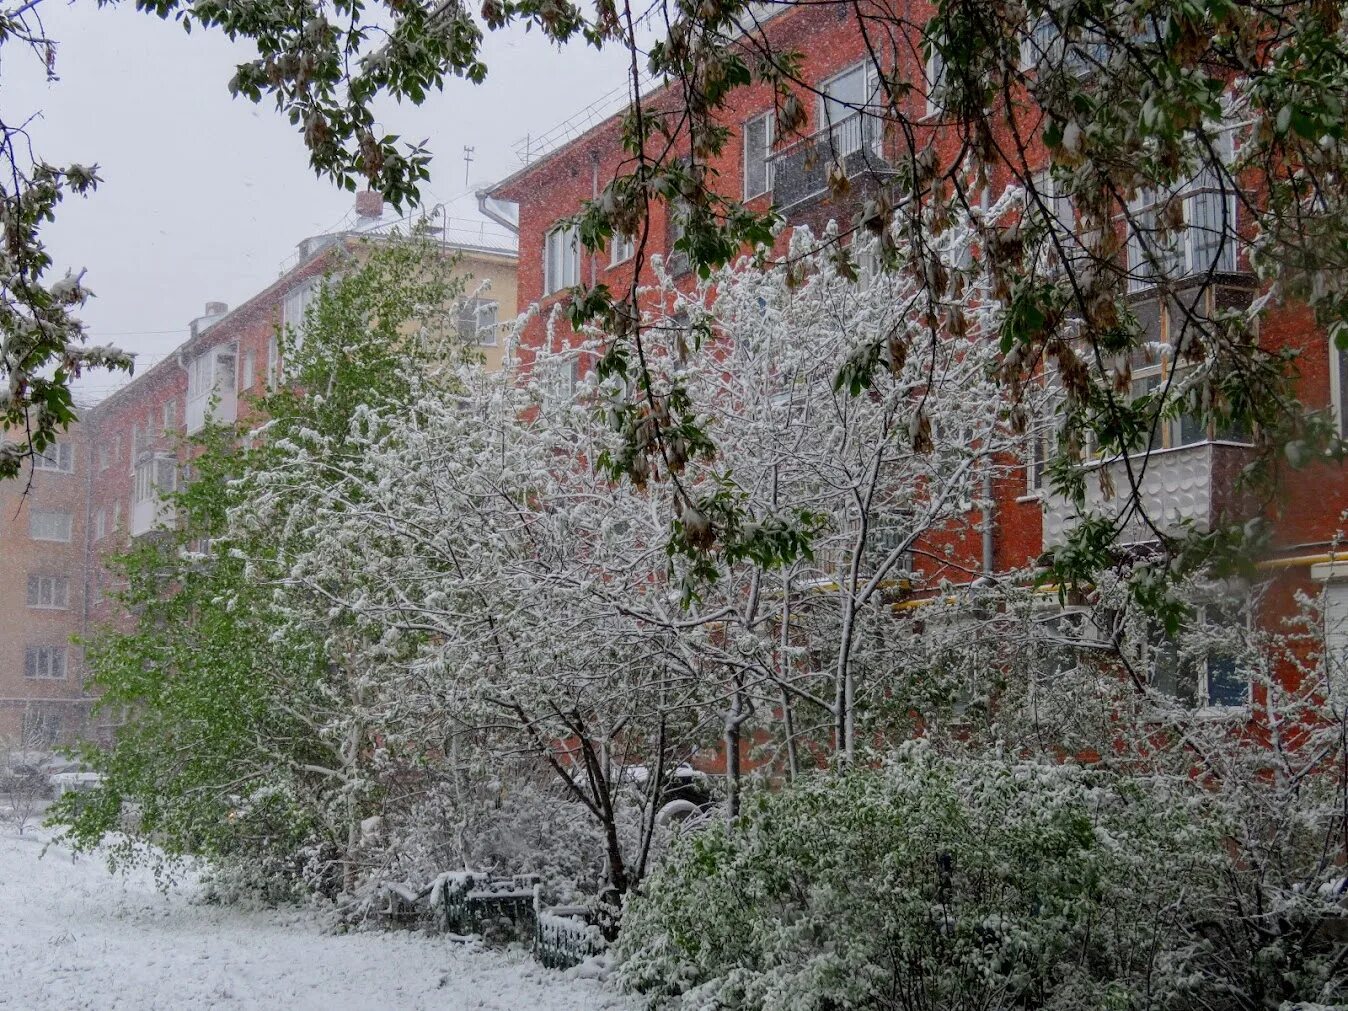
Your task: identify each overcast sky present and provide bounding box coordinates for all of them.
[9,1,634,403]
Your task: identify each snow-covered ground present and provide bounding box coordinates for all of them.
[0,827,633,1010]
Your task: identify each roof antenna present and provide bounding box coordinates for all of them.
[463,145,475,187]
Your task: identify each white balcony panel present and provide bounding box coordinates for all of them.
[185,387,237,434]
[130,496,176,538]
[1041,442,1251,550]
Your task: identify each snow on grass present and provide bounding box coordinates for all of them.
[0,828,633,1010]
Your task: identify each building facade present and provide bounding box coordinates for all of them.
[487,2,1348,717]
[0,424,94,750]
[1,195,518,752]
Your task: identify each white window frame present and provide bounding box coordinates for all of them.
[610,232,636,266]
[818,62,881,156]
[1147,601,1252,709]
[1026,427,1051,497]
[29,509,73,542]
[32,441,73,473]
[475,300,500,346]
[924,47,947,118]
[26,574,69,609]
[241,348,256,392]
[742,111,775,200]
[1020,14,1109,76]
[24,645,67,680]
[1319,571,1348,680]
[544,223,581,296]
[1331,333,1347,438]
[267,335,279,388]
[134,454,177,504]
[1127,129,1238,292]
[539,355,584,402]
[282,277,320,339]
[1020,13,1060,71]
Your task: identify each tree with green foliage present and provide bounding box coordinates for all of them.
[52,237,471,898]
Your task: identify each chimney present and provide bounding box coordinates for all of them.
[355,190,384,222]
[190,301,229,340]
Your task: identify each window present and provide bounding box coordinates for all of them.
[1026,427,1051,495]
[610,232,635,266]
[539,356,584,401]
[22,711,61,748]
[1127,130,1237,291]
[32,441,73,473]
[135,455,177,503]
[1033,605,1109,677]
[27,575,69,609]
[1114,284,1255,450]
[1325,580,1348,676]
[29,510,72,542]
[1149,601,1250,708]
[24,646,67,680]
[162,399,177,431]
[98,444,110,472]
[93,508,106,542]
[1127,353,1206,451]
[1032,170,1081,271]
[1331,334,1348,438]
[282,278,320,337]
[1021,14,1110,76]
[456,298,500,346]
[925,46,947,117]
[112,500,121,530]
[666,202,691,277]
[186,355,207,399]
[820,62,881,154]
[114,433,122,463]
[267,335,279,388]
[743,112,774,199]
[862,522,915,578]
[475,301,499,345]
[241,349,256,392]
[1020,13,1060,70]
[544,223,580,295]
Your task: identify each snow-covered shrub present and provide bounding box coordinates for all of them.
[616,744,1346,1010]
[376,764,611,906]
[196,786,341,906]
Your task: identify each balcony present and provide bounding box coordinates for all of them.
[1041,441,1254,551]
[768,113,891,212]
[185,347,238,434]
[131,453,178,537]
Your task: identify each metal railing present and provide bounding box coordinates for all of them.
[767,112,888,209]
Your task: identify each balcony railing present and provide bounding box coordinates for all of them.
[131,495,176,538]
[1041,441,1253,550]
[768,112,890,211]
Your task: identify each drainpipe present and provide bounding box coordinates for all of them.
[475,191,519,235]
[981,469,995,577]
[589,150,602,288]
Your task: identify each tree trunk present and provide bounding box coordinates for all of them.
[725,674,743,826]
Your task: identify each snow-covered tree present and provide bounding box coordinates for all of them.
[54,238,471,897]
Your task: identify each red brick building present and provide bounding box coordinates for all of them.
[487,2,1348,713]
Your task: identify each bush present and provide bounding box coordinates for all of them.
[616,744,1344,1010]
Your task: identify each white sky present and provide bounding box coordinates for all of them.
[8,0,634,403]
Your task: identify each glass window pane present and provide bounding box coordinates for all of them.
[744,115,770,199]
